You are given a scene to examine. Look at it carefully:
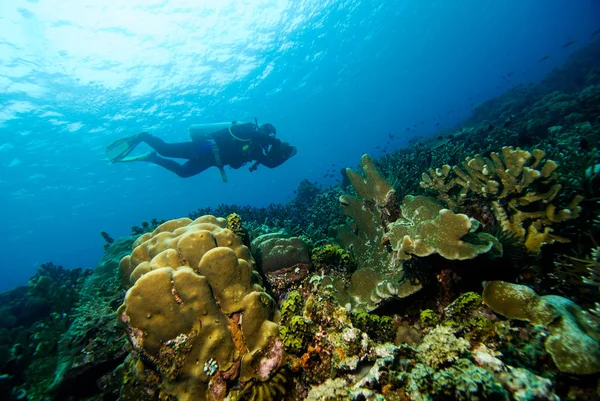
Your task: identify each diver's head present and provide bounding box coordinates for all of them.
[260,123,277,137]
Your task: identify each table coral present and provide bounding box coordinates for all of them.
[385,195,496,261]
[116,215,284,401]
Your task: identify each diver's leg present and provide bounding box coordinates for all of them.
[139,132,205,159]
[146,153,212,178]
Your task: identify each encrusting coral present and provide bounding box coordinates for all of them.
[482,280,600,375]
[117,215,285,401]
[420,146,583,252]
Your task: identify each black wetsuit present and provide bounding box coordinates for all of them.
[139,123,287,178]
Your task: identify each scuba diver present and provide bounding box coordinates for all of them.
[105,120,297,182]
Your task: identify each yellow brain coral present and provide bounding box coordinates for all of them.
[117,216,283,401]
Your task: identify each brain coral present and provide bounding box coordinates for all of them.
[117,215,284,401]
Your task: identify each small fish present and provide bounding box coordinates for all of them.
[562,38,575,48]
[538,55,549,62]
[435,122,440,127]
[592,28,600,37]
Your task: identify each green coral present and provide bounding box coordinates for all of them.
[422,293,491,338]
[444,292,482,319]
[280,290,303,320]
[305,378,350,401]
[279,291,314,354]
[351,311,394,342]
[400,359,507,401]
[311,243,355,273]
[432,359,507,401]
[420,309,439,327]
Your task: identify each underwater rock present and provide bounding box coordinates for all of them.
[251,232,312,293]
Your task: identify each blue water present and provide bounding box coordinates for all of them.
[0,0,598,292]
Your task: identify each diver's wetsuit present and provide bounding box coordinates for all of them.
[139,123,287,178]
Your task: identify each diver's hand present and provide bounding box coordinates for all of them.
[280,142,297,159]
[249,161,260,172]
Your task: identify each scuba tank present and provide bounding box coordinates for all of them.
[189,119,262,142]
[189,122,235,142]
[187,119,262,182]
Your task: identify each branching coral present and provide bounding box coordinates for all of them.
[421,146,583,252]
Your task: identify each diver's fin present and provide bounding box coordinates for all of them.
[118,151,156,163]
[105,135,141,163]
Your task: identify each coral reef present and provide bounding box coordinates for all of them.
[336,154,399,273]
[385,195,497,260]
[482,280,600,374]
[117,216,284,401]
[334,155,499,310]
[417,326,470,369]
[250,233,312,295]
[420,146,583,252]
[310,243,355,274]
[4,39,600,401]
